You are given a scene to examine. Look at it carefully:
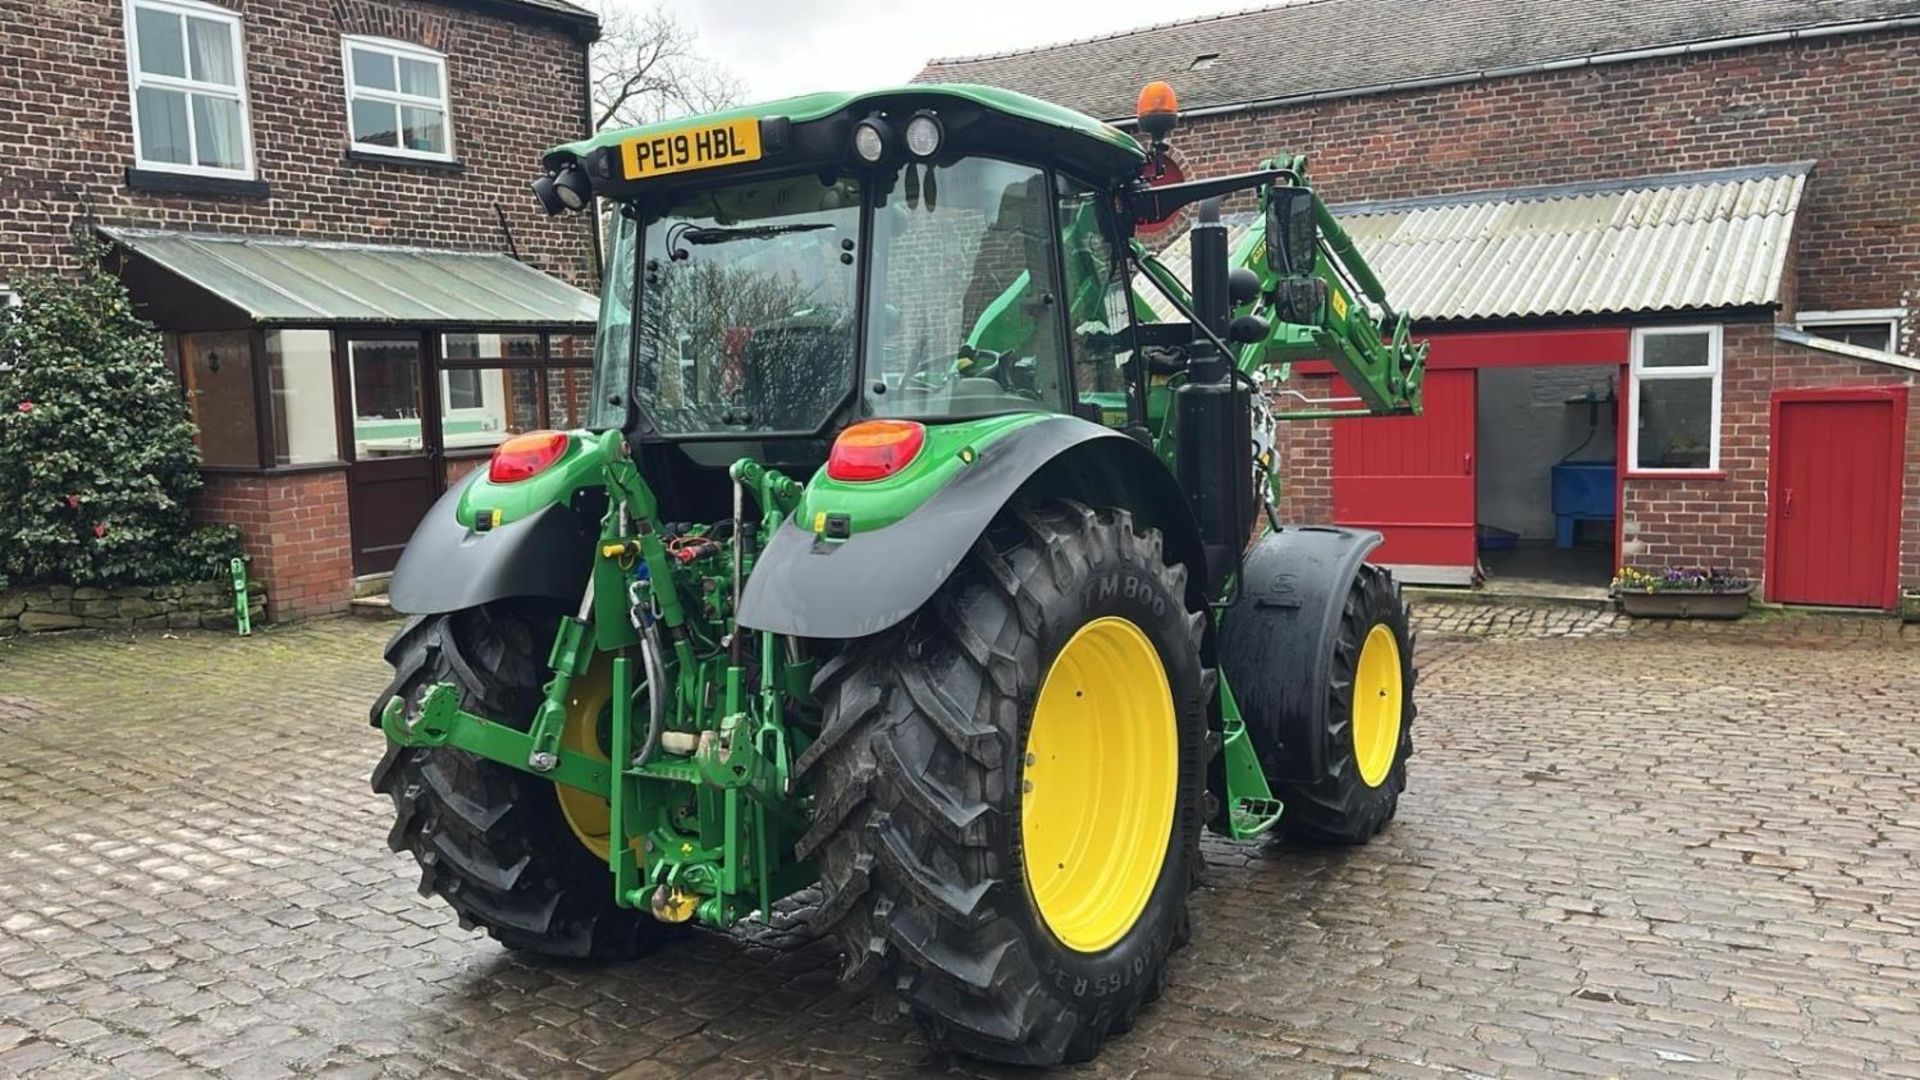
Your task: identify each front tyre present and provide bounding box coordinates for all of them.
[1268,564,1417,844]
[369,602,672,959]
[800,501,1210,1065]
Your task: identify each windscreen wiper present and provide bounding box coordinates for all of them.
[683,222,833,245]
[665,221,835,263]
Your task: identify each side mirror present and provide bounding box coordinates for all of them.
[1266,187,1318,276]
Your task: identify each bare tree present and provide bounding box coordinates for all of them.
[590,1,744,131]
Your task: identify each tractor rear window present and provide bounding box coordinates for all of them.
[632,172,861,436]
[864,158,1070,419]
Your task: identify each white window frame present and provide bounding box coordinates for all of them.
[442,368,506,421]
[1796,308,1905,352]
[123,0,255,179]
[341,35,454,162]
[1628,324,1723,475]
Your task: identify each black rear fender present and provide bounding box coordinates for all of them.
[736,416,1205,640]
[388,472,601,616]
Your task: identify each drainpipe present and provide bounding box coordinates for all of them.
[578,25,603,285]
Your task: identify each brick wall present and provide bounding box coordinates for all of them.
[1168,27,1920,602]
[2,0,593,621]
[1623,324,1920,593]
[196,470,353,620]
[444,455,485,485]
[1275,392,1333,525]
[1168,29,1920,323]
[0,0,596,289]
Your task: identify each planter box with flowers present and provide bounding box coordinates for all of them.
[1611,566,1754,619]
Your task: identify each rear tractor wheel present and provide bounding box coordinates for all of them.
[370,602,673,959]
[800,501,1210,1065]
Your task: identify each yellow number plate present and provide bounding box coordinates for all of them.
[620,119,762,180]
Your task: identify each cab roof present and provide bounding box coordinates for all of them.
[545,84,1148,194]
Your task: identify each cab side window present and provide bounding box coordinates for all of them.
[1056,178,1130,422]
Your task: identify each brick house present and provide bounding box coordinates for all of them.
[0,0,602,620]
[918,0,1920,611]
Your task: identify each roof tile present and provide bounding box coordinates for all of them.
[914,0,1920,120]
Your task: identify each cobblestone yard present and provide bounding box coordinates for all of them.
[1,606,1917,1078]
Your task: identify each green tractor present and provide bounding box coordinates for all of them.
[372,79,1427,1065]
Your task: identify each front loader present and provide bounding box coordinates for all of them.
[371,80,1427,1065]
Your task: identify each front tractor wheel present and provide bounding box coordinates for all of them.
[1231,562,1417,845]
[369,602,673,959]
[800,501,1209,1065]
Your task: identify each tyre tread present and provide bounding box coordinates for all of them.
[805,503,1209,1066]
[370,602,672,960]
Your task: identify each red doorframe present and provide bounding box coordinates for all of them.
[1300,327,1633,573]
[1764,386,1909,609]
[1292,327,1628,375]
[1613,362,1629,574]
[1423,328,1629,370]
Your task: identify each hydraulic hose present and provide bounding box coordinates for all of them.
[634,624,667,767]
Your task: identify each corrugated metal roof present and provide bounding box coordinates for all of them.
[103,228,599,328]
[914,0,1920,121]
[1143,162,1810,324]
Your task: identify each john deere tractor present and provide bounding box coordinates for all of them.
[372,80,1426,1065]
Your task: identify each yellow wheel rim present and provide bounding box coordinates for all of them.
[1021,617,1179,954]
[556,656,613,859]
[1352,624,1404,788]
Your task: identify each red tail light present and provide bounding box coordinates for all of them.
[489,430,569,484]
[827,420,925,482]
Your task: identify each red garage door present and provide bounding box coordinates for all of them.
[1767,388,1908,609]
[1332,368,1477,584]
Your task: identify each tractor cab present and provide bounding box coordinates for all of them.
[538,86,1150,514]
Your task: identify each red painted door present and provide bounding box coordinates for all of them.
[1769,392,1906,608]
[1332,368,1477,583]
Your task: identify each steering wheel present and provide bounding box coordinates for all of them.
[901,367,957,395]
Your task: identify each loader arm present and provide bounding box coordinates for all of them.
[1134,154,1428,420]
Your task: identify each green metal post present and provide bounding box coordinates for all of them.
[230,557,251,636]
[525,608,594,771]
[1214,676,1283,839]
[610,654,642,909]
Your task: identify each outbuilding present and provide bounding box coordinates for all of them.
[918,0,1920,610]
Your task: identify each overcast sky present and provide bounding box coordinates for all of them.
[654,0,1252,103]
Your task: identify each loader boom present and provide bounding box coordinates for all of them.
[1134,153,1428,420]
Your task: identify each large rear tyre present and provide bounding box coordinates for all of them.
[800,501,1210,1066]
[369,602,673,959]
[1265,564,1416,844]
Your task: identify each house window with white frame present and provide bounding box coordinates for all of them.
[125,0,254,176]
[1630,325,1722,472]
[1796,309,1903,353]
[343,37,452,159]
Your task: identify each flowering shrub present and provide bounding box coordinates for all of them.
[0,240,241,586]
[1611,565,1752,594]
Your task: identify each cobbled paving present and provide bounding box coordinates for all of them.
[0,606,1916,1078]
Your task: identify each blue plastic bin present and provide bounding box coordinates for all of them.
[1551,462,1616,548]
